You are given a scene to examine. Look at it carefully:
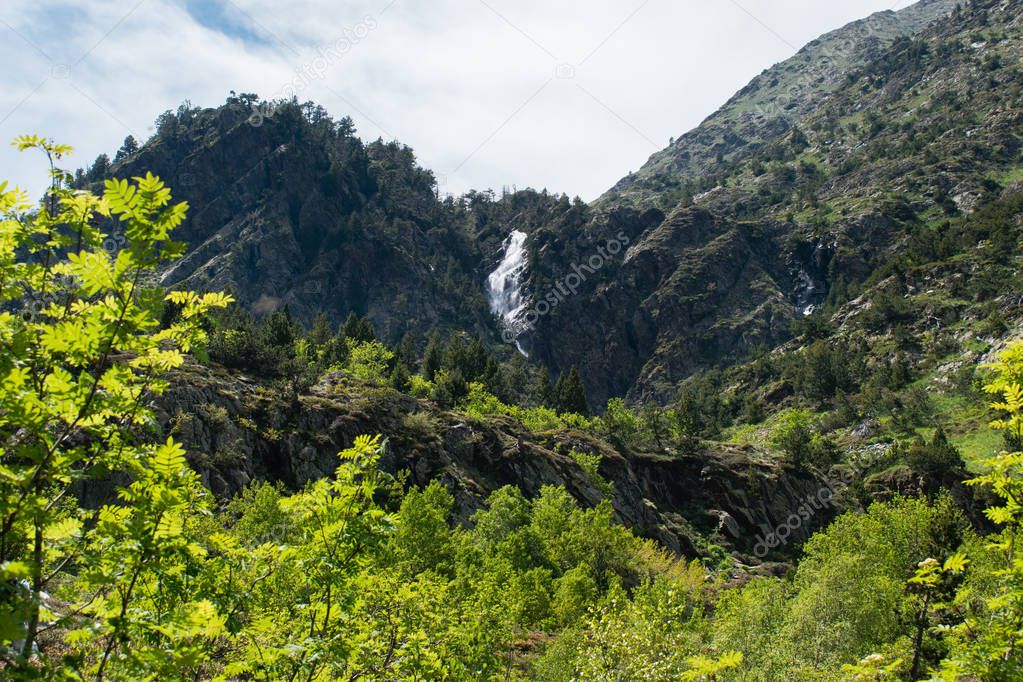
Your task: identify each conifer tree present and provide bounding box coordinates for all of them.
[443,334,468,376]
[340,312,375,343]
[422,331,444,381]
[389,360,411,392]
[555,366,589,416]
[537,369,556,408]
[395,332,418,371]
[262,307,296,349]
[308,311,334,346]
[114,134,139,161]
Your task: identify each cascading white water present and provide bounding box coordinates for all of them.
[795,270,818,316]
[487,230,529,355]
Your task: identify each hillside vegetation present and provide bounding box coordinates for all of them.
[4,0,1023,679]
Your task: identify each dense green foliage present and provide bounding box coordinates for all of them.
[5,1,1023,674]
[0,137,232,675]
[532,343,1023,681]
[0,144,735,680]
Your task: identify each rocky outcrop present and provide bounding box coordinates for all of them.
[522,0,1022,404]
[527,209,805,403]
[156,362,831,561]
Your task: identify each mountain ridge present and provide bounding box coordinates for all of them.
[596,0,961,209]
[76,0,1023,409]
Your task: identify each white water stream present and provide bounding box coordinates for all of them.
[487,230,529,355]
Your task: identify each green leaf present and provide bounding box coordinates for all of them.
[152,437,187,478]
[944,553,969,573]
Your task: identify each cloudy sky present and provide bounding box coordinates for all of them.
[3,0,916,201]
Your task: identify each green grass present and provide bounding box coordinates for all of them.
[724,407,821,450]
[991,165,1023,187]
[911,289,972,312]
[926,386,979,421]
[962,338,992,355]
[915,379,1000,469]
[837,111,867,129]
[902,89,932,113]
[954,427,1002,469]
[726,421,769,448]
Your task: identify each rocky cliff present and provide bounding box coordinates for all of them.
[155,361,830,561]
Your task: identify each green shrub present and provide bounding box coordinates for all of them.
[769,410,839,468]
[344,338,394,384]
[569,450,613,498]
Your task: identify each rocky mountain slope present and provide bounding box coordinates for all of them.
[77,0,982,405]
[57,0,1023,575]
[18,4,1023,676]
[81,100,498,344]
[524,0,1023,403]
[596,0,960,210]
[79,0,1023,409]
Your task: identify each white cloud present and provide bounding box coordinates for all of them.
[2,0,908,200]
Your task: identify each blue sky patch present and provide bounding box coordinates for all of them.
[179,0,273,47]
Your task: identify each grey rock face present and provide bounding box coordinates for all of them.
[156,362,832,560]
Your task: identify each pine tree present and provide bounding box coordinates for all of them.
[537,369,556,408]
[908,427,966,478]
[478,359,507,401]
[340,312,375,343]
[85,152,110,182]
[443,334,469,376]
[262,307,296,349]
[114,134,139,161]
[555,367,589,416]
[422,331,444,381]
[308,311,334,346]
[396,332,418,371]
[432,368,468,407]
[389,361,411,392]
[503,353,530,403]
[338,312,363,342]
[640,403,669,450]
[464,338,490,381]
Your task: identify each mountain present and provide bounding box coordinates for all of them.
[22,1,1023,676]
[82,100,500,344]
[596,0,960,210]
[79,0,1011,410]
[75,0,1017,546]
[523,0,1023,403]
[77,0,1023,413]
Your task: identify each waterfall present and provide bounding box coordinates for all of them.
[795,269,818,316]
[487,230,529,355]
